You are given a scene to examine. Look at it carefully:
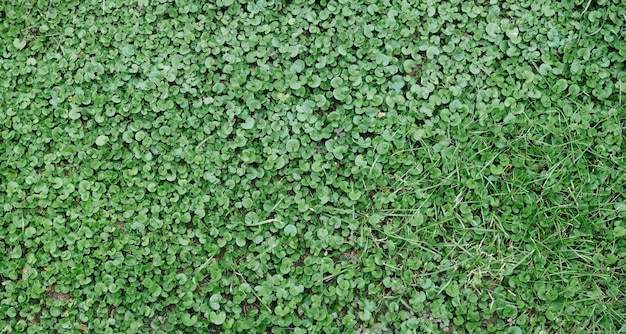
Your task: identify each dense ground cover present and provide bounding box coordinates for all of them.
[1,0,625,333]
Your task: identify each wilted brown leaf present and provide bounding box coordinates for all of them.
[46,286,71,301]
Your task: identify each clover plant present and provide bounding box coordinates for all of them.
[1,0,625,333]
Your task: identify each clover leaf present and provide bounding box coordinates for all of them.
[13,38,26,50]
[283,224,298,237]
[95,135,109,146]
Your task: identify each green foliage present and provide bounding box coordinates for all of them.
[1,0,625,333]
